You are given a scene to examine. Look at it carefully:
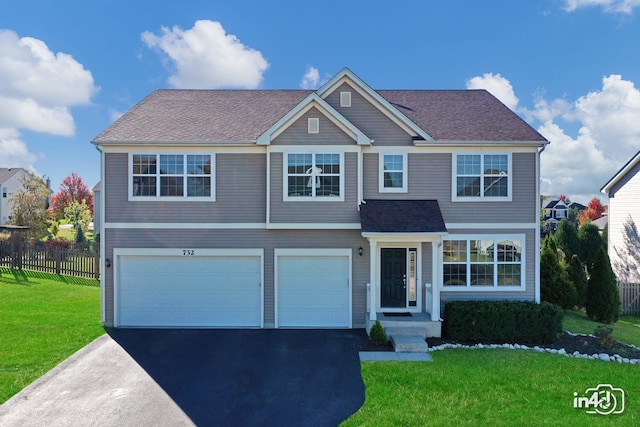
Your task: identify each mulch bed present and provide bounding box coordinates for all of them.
[358,332,640,359]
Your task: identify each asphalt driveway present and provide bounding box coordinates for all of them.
[0,329,367,427]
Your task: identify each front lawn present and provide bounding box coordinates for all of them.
[345,349,639,426]
[563,310,640,347]
[0,268,104,403]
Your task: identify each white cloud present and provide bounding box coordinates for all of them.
[536,74,640,202]
[466,73,519,111]
[141,20,269,89]
[0,29,97,169]
[563,0,640,13]
[0,128,37,168]
[300,66,320,89]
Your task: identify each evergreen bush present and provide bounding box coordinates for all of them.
[567,254,588,308]
[540,237,577,309]
[369,320,388,346]
[585,249,621,324]
[443,300,563,345]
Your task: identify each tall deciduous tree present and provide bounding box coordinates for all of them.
[578,197,606,227]
[8,171,51,239]
[48,173,94,220]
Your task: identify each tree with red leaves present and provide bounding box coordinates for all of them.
[48,173,94,220]
[578,197,605,227]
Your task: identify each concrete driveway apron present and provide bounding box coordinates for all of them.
[0,329,366,427]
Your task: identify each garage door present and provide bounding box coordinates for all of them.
[115,250,262,327]
[276,250,351,328]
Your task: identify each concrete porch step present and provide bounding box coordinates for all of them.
[384,326,428,340]
[389,334,429,353]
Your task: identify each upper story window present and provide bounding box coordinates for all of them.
[454,154,510,201]
[131,154,213,200]
[2,187,7,198]
[286,153,342,200]
[443,236,524,289]
[379,153,407,193]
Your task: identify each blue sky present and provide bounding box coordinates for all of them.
[1,0,640,203]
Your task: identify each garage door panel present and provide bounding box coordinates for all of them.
[277,255,350,328]
[117,254,261,327]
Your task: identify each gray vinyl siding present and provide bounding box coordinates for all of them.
[363,152,537,224]
[269,152,360,223]
[104,152,266,223]
[271,107,354,146]
[608,162,640,283]
[439,228,537,306]
[102,228,370,328]
[324,83,414,146]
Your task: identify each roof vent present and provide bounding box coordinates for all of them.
[308,118,319,134]
[340,91,351,107]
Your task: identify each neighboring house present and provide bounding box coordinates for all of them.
[541,196,585,234]
[0,168,29,226]
[601,150,640,285]
[92,68,548,332]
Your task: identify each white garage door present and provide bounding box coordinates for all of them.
[276,250,351,328]
[116,250,262,327]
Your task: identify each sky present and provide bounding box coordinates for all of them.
[1,0,640,204]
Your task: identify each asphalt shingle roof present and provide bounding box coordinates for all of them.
[360,199,447,233]
[93,88,546,144]
[0,168,24,184]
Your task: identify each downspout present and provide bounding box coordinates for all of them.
[93,142,106,324]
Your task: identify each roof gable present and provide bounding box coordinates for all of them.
[601,150,640,196]
[256,93,371,145]
[0,168,25,184]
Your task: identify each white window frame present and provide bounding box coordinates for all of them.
[452,153,512,202]
[441,234,525,291]
[283,152,344,201]
[129,153,215,201]
[379,153,408,193]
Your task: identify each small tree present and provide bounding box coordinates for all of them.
[540,236,577,309]
[585,249,620,324]
[64,200,91,235]
[578,198,606,227]
[48,173,94,220]
[578,223,604,273]
[554,219,580,263]
[567,254,588,308]
[8,171,51,239]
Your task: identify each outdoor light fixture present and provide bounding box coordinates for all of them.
[358,247,363,256]
[105,258,111,268]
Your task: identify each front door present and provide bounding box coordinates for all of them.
[381,248,406,308]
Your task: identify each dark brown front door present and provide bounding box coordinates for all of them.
[381,248,406,308]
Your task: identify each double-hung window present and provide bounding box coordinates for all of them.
[454,154,510,200]
[379,153,407,192]
[131,154,213,199]
[443,236,524,289]
[286,153,342,199]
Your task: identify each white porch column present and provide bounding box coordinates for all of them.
[431,240,441,321]
[369,239,377,321]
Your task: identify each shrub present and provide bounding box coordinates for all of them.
[540,238,577,309]
[594,326,616,347]
[46,238,71,249]
[443,300,563,345]
[369,320,388,347]
[567,254,588,308]
[585,249,621,324]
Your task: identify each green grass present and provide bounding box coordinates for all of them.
[345,350,639,426]
[0,268,104,403]
[346,311,640,426]
[563,310,640,347]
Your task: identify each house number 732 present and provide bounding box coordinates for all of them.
[182,250,195,256]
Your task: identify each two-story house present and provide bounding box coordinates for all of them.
[92,68,548,335]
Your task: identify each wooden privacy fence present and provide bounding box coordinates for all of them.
[0,238,100,279]
[619,282,640,315]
